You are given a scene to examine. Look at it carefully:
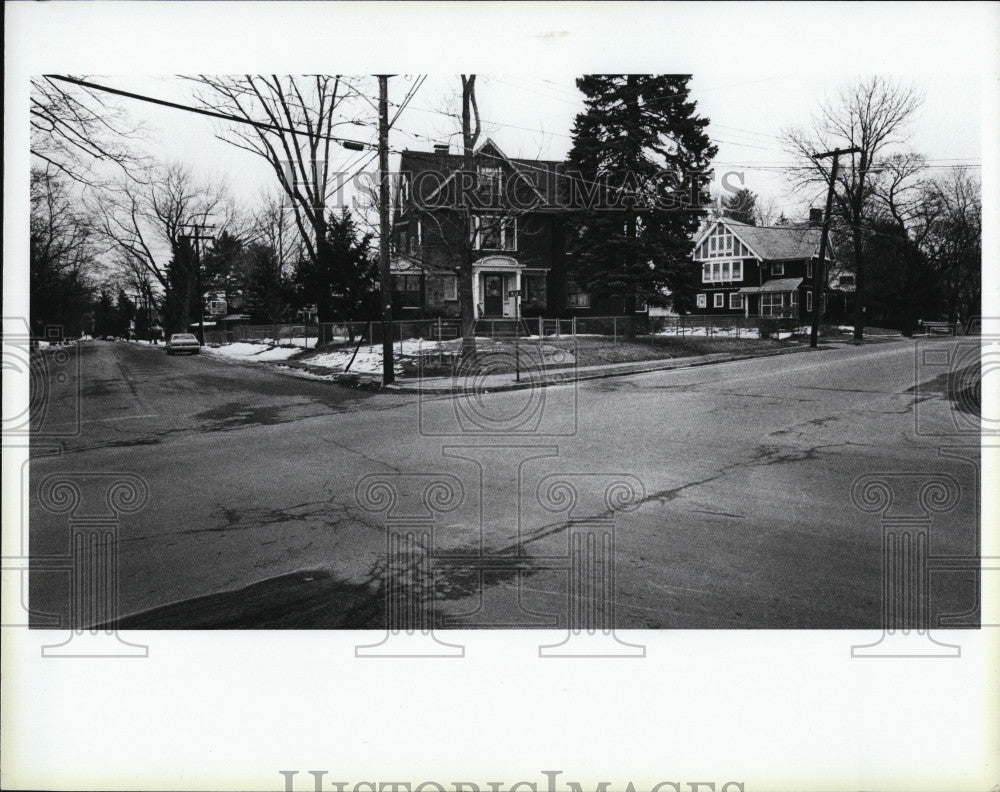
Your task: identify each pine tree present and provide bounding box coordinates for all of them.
[293,209,377,328]
[566,75,717,317]
[721,187,758,225]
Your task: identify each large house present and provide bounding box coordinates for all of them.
[391,139,575,319]
[691,216,831,321]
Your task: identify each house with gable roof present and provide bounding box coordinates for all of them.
[392,138,574,319]
[691,216,831,321]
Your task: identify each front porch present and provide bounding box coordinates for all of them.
[472,255,523,318]
[738,277,804,321]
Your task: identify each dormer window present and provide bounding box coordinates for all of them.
[478,166,503,197]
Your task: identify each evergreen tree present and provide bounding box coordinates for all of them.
[115,288,135,337]
[294,209,377,326]
[566,75,717,318]
[721,187,758,225]
[92,289,117,338]
[243,242,293,323]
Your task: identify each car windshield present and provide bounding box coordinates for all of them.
[171,334,197,341]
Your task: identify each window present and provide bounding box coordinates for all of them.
[839,274,856,288]
[696,293,707,308]
[523,274,546,305]
[729,293,743,310]
[391,274,422,309]
[697,225,752,259]
[567,280,590,308]
[701,260,744,283]
[473,215,516,250]
[400,176,410,203]
[772,262,785,276]
[806,290,813,312]
[714,293,725,308]
[806,259,813,279]
[443,275,458,301]
[761,293,786,317]
[478,165,503,197]
[417,219,423,247]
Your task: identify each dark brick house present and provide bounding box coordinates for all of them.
[691,217,830,321]
[392,139,586,319]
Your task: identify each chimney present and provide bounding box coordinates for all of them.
[809,207,824,227]
[433,143,450,155]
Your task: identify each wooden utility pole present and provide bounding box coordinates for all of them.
[378,75,395,385]
[809,147,860,348]
[459,75,480,360]
[179,223,215,344]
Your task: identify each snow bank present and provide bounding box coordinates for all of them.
[655,326,762,339]
[203,342,303,362]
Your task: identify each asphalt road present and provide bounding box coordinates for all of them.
[27,337,980,630]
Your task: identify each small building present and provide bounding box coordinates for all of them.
[691,217,831,321]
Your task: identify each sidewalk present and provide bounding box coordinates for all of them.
[381,342,834,395]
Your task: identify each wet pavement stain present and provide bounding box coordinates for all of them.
[906,363,980,415]
[194,403,295,431]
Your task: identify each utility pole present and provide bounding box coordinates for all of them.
[378,75,395,385]
[809,147,860,348]
[179,223,215,345]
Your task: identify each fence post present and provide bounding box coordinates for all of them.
[572,317,577,337]
[538,316,543,338]
[613,317,617,345]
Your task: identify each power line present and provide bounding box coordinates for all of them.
[46,75,376,151]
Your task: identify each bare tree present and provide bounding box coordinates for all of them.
[187,75,368,324]
[30,167,101,335]
[97,163,233,333]
[921,168,981,325]
[31,76,147,185]
[784,76,922,340]
[250,191,306,276]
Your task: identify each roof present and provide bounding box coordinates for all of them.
[697,218,827,262]
[398,138,564,208]
[738,278,804,294]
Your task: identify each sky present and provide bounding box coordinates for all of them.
[75,71,983,229]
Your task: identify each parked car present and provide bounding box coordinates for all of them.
[165,333,201,355]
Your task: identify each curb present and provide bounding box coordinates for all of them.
[381,343,830,395]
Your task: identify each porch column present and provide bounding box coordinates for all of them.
[514,269,522,318]
[471,269,480,318]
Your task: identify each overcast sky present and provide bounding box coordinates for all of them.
[89,71,983,226]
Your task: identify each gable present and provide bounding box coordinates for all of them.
[693,218,827,262]
[694,221,756,261]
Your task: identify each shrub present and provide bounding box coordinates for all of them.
[758,318,779,339]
